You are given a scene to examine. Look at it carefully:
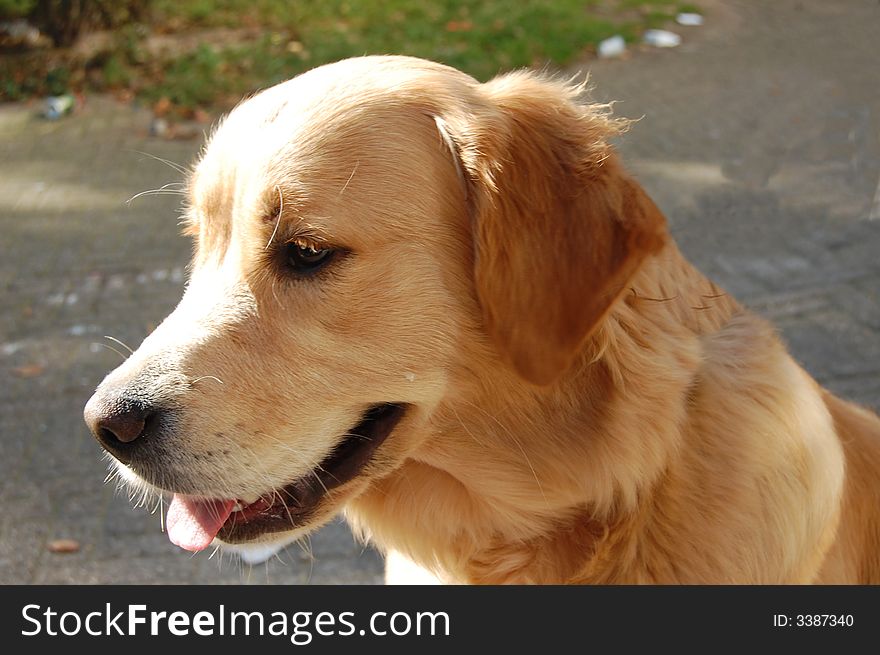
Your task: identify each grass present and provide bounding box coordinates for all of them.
[1,0,702,115]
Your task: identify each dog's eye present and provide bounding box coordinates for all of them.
[283,241,336,275]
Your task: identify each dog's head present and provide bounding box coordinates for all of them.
[83,56,666,554]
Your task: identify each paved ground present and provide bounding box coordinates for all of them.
[1,0,878,584]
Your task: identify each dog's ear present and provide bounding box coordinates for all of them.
[438,73,668,385]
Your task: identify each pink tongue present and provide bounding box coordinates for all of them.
[166,494,236,552]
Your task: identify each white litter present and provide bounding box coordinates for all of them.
[1,342,23,356]
[149,118,169,138]
[643,29,682,48]
[597,35,626,58]
[107,274,126,290]
[676,12,704,26]
[43,94,74,120]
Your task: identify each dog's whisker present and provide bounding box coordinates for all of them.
[449,405,486,448]
[270,278,283,309]
[311,462,345,491]
[129,149,190,175]
[276,485,303,510]
[290,534,314,567]
[241,431,307,459]
[93,342,128,361]
[459,399,550,511]
[339,160,359,196]
[309,468,331,497]
[190,375,225,386]
[281,493,300,529]
[265,185,284,250]
[103,335,135,354]
[305,550,314,584]
[126,185,188,205]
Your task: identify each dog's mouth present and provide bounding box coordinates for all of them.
[165,403,407,552]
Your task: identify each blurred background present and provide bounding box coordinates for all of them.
[1,0,878,583]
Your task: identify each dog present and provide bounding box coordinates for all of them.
[84,55,880,584]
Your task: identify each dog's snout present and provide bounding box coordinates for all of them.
[84,392,157,459]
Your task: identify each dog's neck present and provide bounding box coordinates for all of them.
[349,244,741,583]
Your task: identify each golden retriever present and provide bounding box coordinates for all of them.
[83,55,880,584]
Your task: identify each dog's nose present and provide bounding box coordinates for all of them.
[94,409,148,445]
[84,393,154,455]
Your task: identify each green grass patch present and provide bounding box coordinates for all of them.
[144,0,685,114]
[2,0,697,114]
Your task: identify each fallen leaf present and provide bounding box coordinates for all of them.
[445,20,473,32]
[114,89,134,103]
[193,108,211,124]
[153,96,172,117]
[48,539,80,554]
[11,363,44,378]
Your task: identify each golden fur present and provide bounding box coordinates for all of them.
[86,56,880,583]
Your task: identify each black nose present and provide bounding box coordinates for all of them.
[84,393,156,459]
